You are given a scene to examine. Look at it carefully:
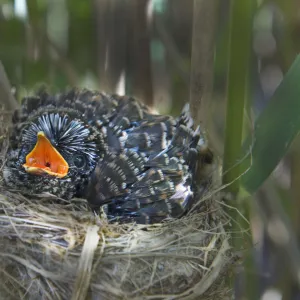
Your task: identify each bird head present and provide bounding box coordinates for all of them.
[3,89,109,198]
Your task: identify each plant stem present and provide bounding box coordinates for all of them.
[221,1,256,298]
[222,0,254,195]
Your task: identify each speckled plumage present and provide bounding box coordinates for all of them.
[3,89,213,224]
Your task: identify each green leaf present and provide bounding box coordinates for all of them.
[241,55,300,193]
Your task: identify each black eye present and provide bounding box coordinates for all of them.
[73,154,87,168]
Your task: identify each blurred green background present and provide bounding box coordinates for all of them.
[1,0,194,115]
[1,0,295,155]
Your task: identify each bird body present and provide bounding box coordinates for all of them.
[3,89,212,224]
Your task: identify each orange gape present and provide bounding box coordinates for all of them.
[23,131,69,178]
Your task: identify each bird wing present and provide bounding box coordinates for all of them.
[85,95,211,224]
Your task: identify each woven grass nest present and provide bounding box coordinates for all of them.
[0,111,232,300]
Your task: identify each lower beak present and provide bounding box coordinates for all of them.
[23,131,69,178]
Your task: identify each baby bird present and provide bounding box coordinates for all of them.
[3,89,213,224]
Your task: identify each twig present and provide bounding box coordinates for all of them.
[26,0,79,86]
[153,14,190,85]
[0,62,19,111]
[189,0,218,126]
[44,34,79,87]
[127,0,154,106]
[93,0,128,93]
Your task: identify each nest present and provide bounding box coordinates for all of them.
[0,112,233,300]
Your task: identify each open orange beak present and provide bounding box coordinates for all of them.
[23,131,69,178]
